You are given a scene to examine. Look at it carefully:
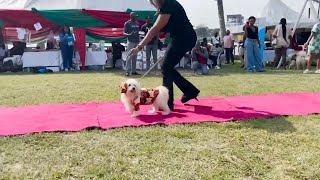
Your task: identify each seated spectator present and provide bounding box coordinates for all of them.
[10,41,26,56]
[46,30,58,50]
[209,45,224,69]
[202,37,215,68]
[192,42,208,75]
[211,32,221,48]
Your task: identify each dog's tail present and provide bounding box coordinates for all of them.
[158,86,169,100]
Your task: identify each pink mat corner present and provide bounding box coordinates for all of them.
[1,92,320,136]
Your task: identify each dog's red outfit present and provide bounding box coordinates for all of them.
[121,84,159,111]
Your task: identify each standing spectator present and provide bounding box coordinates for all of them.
[124,12,141,76]
[238,41,245,68]
[272,18,292,69]
[112,40,125,68]
[244,16,264,72]
[304,23,320,74]
[59,26,75,71]
[223,30,235,64]
[141,15,158,70]
[192,42,208,75]
[239,23,248,69]
[211,32,221,48]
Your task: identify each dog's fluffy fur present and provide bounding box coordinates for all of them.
[288,51,308,70]
[120,79,170,117]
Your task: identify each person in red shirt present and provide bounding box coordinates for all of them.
[192,42,208,75]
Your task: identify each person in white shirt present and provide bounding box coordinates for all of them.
[272,18,292,69]
[211,32,220,48]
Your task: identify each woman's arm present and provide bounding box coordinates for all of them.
[304,32,315,47]
[123,23,133,36]
[137,14,170,48]
[272,26,278,38]
[198,48,209,59]
[59,34,68,43]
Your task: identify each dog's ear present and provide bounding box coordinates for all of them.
[120,82,128,93]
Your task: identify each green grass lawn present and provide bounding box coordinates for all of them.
[1,65,320,179]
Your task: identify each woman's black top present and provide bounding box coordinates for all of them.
[159,0,194,39]
[246,26,259,39]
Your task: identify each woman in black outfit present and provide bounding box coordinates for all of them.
[128,0,200,110]
[244,16,264,72]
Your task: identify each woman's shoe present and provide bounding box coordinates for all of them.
[181,91,200,104]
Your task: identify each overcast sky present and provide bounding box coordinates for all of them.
[178,0,308,28]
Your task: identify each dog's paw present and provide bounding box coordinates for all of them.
[131,111,140,117]
[148,110,156,114]
[162,111,170,116]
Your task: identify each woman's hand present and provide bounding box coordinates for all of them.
[128,47,140,59]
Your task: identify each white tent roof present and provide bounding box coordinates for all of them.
[258,0,317,28]
[0,0,155,11]
[229,0,318,33]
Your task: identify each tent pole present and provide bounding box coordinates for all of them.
[308,0,319,20]
[318,1,320,17]
[292,0,308,35]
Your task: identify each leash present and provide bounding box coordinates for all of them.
[139,56,163,81]
[126,53,164,81]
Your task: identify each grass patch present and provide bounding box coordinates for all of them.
[0,64,320,179]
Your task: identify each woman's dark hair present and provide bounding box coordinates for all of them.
[280,18,287,43]
[249,16,256,20]
[61,26,71,35]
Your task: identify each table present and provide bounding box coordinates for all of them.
[85,51,107,66]
[264,49,295,62]
[22,51,62,68]
[264,49,296,69]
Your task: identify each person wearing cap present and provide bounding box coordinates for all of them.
[128,0,200,111]
[124,12,141,76]
[141,15,158,70]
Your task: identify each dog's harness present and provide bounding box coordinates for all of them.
[132,89,160,111]
[121,86,159,111]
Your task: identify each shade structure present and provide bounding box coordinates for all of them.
[258,0,317,28]
[85,27,127,43]
[126,9,157,22]
[0,0,155,12]
[0,7,159,70]
[0,10,57,29]
[82,10,136,28]
[3,28,52,43]
[73,28,86,70]
[32,8,107,28]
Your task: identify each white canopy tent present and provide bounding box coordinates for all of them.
[292,0,320,34]
[259,0,318,29]
[229,0,318,34]
[0,0,155,11]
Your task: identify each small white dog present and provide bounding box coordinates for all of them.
[296,51,308,70]
[288,51,308,70]
[120,79,171,117]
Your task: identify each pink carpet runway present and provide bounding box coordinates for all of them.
[1,92,320,136]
